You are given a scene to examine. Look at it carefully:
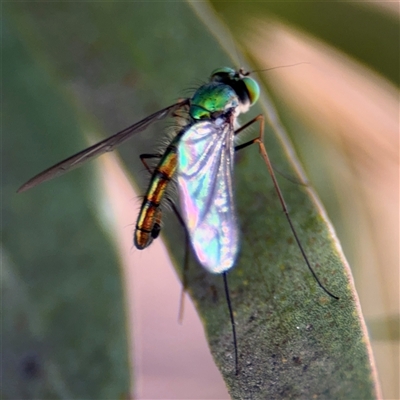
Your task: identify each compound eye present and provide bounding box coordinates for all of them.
[243,77,260,105]
[210,67,235,82]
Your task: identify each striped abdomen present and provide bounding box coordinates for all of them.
[134,135,182,249]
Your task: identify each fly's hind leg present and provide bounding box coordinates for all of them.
[167,200,191,324]
[234,115,338,300]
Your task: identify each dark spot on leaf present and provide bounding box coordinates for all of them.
[306,324,313,331]
[209,284,218,302]
[19,353,41,379]
[292,356,302,365]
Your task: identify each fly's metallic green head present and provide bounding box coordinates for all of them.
[210,67,260,108]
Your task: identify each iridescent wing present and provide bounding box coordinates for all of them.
[177,117,238,273]
[18,99,189,193]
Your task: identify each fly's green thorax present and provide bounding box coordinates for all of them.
[190,83,239,120]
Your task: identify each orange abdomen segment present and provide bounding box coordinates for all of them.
[134,148,178,250]
[134,204,162,249]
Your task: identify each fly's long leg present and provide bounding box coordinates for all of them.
[270,165,309,187]
[167,200,191,324]
[139,153,191,322]
[223,272,239,375]
[235,115,339,300]
[234,119,309,186]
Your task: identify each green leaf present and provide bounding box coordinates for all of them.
[2,16,130,400]
[4,2,381,399]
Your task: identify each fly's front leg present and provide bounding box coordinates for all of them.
[234,115,286,210]
[235,116,308,186]
[234,115,338,300]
